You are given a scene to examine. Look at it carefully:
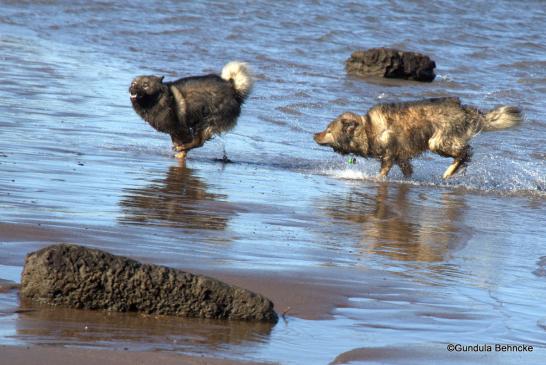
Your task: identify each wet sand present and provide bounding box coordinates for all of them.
[0,220,369,321]
[199,269,362,320]
[330,346,544,365]
[0,281,19,294]
[0,222,376,321]
[0,345,275,365]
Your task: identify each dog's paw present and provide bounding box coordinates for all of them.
[174,151,187,160]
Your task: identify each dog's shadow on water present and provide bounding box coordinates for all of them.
[118,164,237,231]
[321,182,473,273]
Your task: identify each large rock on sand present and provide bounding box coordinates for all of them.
[20,244,277,322]
[346,48,436,82]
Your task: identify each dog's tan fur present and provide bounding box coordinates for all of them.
[314,97,522,179]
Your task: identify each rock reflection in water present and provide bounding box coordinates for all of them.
[119,165,237,231]
[324,183,472,265]
[14,303,274,351]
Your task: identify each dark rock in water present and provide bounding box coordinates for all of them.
[20,244,278,322]
[346,48,436,82]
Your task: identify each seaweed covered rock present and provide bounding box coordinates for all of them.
[346,48,436,82]
[20,244,277,322]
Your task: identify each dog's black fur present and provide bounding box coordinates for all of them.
[129,62,252,159]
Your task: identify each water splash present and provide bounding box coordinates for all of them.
[317,153,545,198]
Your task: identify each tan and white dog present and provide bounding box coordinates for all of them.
[314,97,522,178]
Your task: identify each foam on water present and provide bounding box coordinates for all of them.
[320,153,545,198]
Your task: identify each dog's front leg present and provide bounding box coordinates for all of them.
[379,159,393,177]
[176,133,206,151]
[174,150,187,160]
[173,128,214,160]
[171,134,192,160]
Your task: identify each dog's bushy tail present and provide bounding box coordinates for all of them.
[221,61,253,101]
[482,106,523,132]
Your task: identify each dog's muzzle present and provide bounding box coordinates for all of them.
[314,132,328,145]
[129,82,140,101]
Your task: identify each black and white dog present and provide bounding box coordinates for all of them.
[130,62,252,160]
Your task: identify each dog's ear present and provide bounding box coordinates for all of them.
[160,76,165,83]
[342,119,358,134]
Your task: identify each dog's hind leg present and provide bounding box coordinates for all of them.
[443,160,462,179]
[397,160,413,178]
[428,134,473,179]
[379,158,394,177]
[441,145,473,179]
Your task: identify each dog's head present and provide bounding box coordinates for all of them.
[314,112,368,156]
[129,76,165,106]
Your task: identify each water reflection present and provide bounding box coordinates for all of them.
[324,183,472,265]
[119,165,236,231]
[14,303,274,351]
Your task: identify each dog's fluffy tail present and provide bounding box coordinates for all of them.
[482,106,523,132]
[221,61,253,100]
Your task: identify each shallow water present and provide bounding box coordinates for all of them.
[1,0,545,364]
